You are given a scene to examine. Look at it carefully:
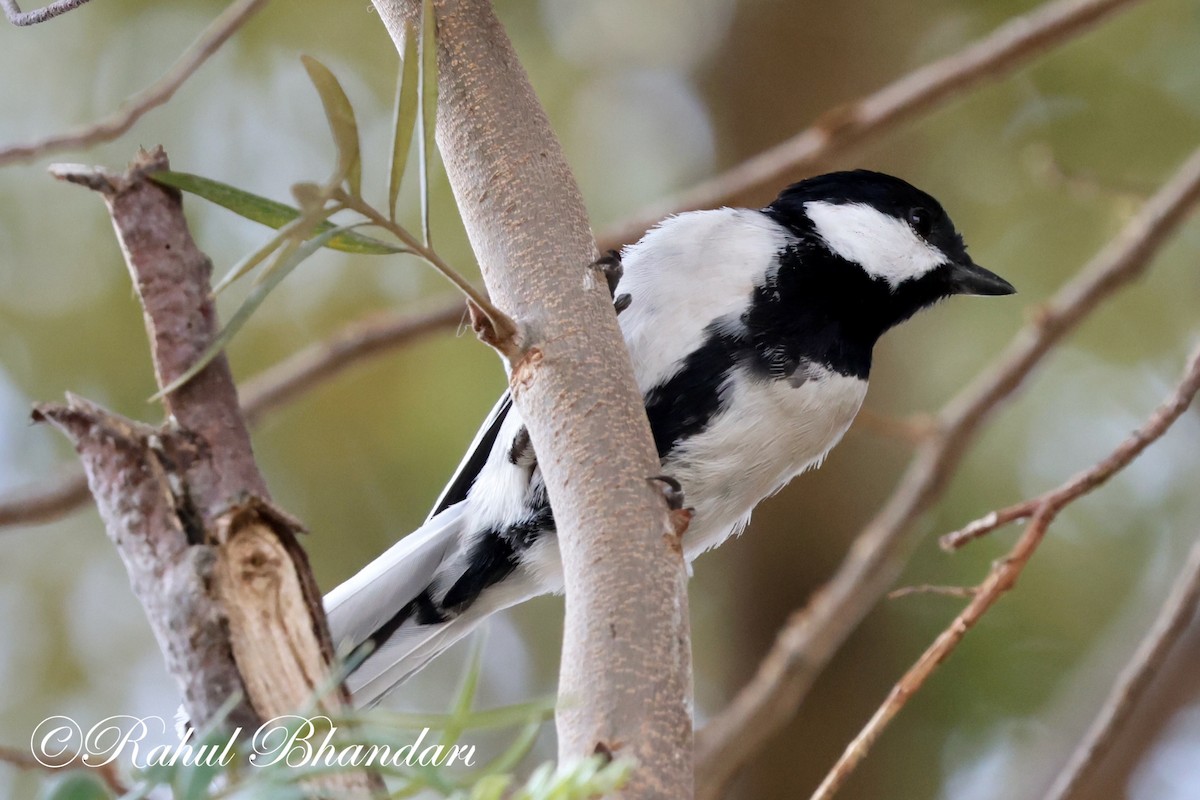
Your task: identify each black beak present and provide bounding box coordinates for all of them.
[947,260,1016,296]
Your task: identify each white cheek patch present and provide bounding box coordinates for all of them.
[804,200,947,289]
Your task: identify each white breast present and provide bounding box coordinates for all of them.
[666,365,868,559]
[517,367,866,589]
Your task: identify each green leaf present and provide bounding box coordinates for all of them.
[474,715,543,776]
[388,22,420,222]
[150,224,365,401]
[439,633,485,749]
[214,214,317,295]
[151,171,405,255]
[40,773,112,800]
[174,731,229,800]
[301,54,362,196]
[468,774,512,800]
[417,0,439,246]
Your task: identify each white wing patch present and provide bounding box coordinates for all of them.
[617,208,793,393]
[804,200,946,289]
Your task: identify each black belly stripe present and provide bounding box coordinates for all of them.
[644,330,739,460]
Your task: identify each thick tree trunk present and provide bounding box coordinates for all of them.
[369,3,694,796]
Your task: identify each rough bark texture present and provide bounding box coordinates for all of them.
[42,149,379,797]
[33,398,260,732]
[370,3,694,796]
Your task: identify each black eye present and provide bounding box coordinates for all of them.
[908,207,933,237]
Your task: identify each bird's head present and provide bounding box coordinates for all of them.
[764,170,1015,336]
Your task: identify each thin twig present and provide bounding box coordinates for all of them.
[0,0,268,166]
[600,0,1150,249]
[1044,536,1200,800]
[0,744,128,794]
[0,468,91,527]
[0,300,464,529]
[941,500,1038,549]
[694,142,1200,799]
[809,346,1200,800]
[335,191,522,358]
[1,0,92,26]
[239,302,463,425]
[887,583,977,600]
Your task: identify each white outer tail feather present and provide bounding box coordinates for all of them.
[323,503,540,709]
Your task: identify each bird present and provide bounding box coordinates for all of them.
[324,169,1016,708]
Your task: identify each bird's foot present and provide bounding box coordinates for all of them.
[589,249,632,315]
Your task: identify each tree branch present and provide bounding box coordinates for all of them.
[1044,535,1200,800]
[1,0,92,26]
[239,302,463,426]
[0,301,464,529]
[370,2,692,795]
[600,0,1149,248]
[694,142,1200,798]
[809,345,1200,800]
[0,0,267,166]
[0,468,91,528]
[41,148,379,795]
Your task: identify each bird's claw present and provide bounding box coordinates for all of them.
[646,474,686,510]
[590,250,632,314]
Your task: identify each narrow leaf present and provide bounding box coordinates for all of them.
[439,634,485,748]
[151,171,405,255]
[300,54,362,196]
[474,716,543,776]
[213,215,311,294]
[388,22,420,222]
[150,224,364,401]
[417,0,439,246]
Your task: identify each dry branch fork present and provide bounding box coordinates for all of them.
[39,148,379,796]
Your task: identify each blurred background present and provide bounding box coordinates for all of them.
[1,0,1199,797]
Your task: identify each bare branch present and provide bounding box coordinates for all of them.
[887,583,977,601]
[600,0,1149,249]
[240,302,462,425]
[0,0,267,167]
[1,0,92,26]
[809,345,1200,800]
[0,469,90,527]
[33,395,263,733]
[1045,536,1200,800]
[0,301,463,528]
[695,142,1200,799]
[941,499,1039,549]
[40,149,380,795]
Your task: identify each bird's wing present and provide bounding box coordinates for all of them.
[426,390,514,520]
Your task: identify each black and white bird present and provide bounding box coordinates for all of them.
[325,170,1015,707]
